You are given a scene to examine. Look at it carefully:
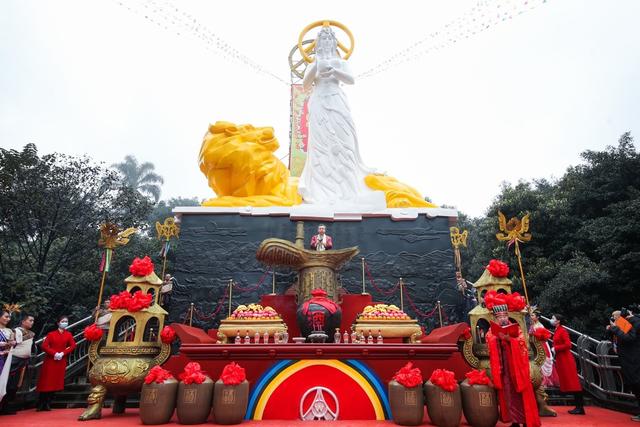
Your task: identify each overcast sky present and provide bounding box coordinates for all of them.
[1,0,639,217]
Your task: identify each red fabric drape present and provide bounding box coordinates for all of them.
[486,328,540,427]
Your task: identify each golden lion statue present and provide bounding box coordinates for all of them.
[199,121,436,208]
[199,121,302,206]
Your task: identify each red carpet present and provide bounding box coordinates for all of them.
[2,406,637,426]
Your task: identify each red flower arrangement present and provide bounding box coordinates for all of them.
[83,323,103,342]
[486,259,509,277]
[129,256,154,277]
[144,365,174,384]
[392,362,423,388]
[462,327,472,340]
[109,290,133,310]
[465,369,491,386]
[179,362,208,385]
[108,290,152,312]
[160,326,176,344]
[429,369,457,392]
[484,290,526,312]
[483,289,507,310]
[220,362,246,385]
[532,327,552,341]
[128,290,153,312]
[506,292,526,312]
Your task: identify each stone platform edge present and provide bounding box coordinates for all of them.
[172,206,458,222]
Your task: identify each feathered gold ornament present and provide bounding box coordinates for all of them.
[496,211,531,247]
[155,217,180,241]
[98,222,137,249]
[2,303,22,314]
[495,211,533,308]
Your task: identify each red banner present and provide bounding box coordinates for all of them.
[289,84,311,177]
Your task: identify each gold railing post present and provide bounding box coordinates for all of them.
[361,257,367,295]
[270,269,276,295]
[228,279,233,318]
[295,221,305,248]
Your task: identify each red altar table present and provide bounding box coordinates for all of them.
[165,324,469,420]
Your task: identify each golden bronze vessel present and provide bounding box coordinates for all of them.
[256,222,359,302]
[78,270,171,421]
[353,318,422,343]
[217,319,288,344]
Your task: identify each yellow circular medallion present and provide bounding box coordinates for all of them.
[297,20,354,63]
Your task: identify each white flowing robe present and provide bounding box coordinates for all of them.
[0,328,13,402]
[298,59,385,208]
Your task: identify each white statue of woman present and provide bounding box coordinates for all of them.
[298,27,386,209]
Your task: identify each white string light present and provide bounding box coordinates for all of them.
[113,1,549,85]
[113,0,289,85]
[358,0,550,79]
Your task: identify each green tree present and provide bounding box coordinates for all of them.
[146,197,201,276]
[460,133,640,335]
[113,155,164,203]
[148,197,201,229]
[0,144,154,334]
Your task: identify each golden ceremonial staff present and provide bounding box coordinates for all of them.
[496,211,532,306]
[449,227,468,272]
[155,217,180,278]
[96,222,136,321]
[450,227,468,295]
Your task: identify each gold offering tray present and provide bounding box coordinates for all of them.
[354,318,422,343]
[217,318,287,344]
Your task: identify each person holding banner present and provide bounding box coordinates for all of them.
[485,303,541,427]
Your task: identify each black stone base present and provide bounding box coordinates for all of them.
[168,213,465,333]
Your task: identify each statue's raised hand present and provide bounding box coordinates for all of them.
[319,67,335,78]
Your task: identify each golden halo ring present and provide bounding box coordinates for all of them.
[297,20,354,63]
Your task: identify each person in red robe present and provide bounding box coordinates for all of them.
[486,303,541,427]
[310,224,333,251]
[36,315,76,411]
[550,313,585,414]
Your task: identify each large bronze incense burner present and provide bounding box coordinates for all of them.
[255,222,359,302]
[78,270,171,421]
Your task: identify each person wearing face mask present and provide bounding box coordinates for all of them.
[550,314,585,415]
[35,315,76,411]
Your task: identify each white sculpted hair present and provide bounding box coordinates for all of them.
[316,27,338,57]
